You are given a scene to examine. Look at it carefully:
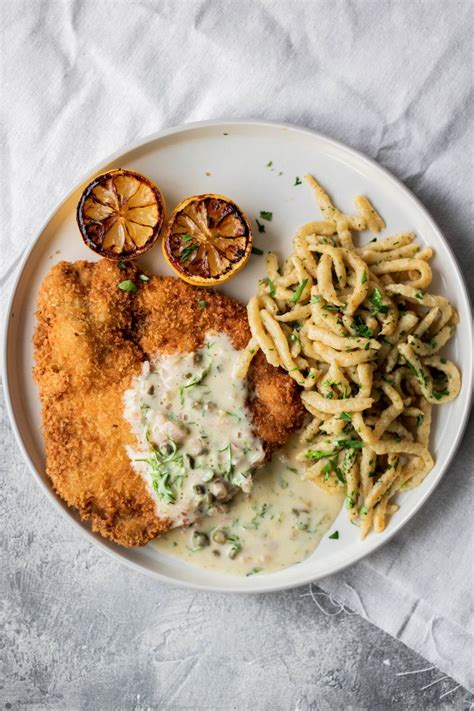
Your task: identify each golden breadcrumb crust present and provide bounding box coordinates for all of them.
[33,259,304,547]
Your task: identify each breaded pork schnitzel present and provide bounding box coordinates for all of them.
[33,259,304,547]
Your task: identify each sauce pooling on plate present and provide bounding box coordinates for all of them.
[153,434,344,576]
[125,331,343,575]
[124,332,265,528]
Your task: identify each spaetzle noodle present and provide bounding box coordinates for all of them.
[243,174,461,537]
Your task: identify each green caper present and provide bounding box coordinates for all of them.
[191,531,209,548]
[212,529,227,544]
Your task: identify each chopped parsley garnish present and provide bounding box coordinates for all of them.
[345,495,355,509]
[245,503,271,530]
[338,412,352,422]
[415,290,425,300]
[180,243,199,262]
[323,304,343,313]
[306,438,363,462]
[432,388,449,400]
[337,438,364,450]
[351,316,373,339]
[226,534,242,557]
[359,506,368,516]
[294,176,302,186]
[135,441,183,504]
[197,299,207,309]
[262,277,276,297]
[310,295,321,303]
[328,531,339,540]
[118,279,137,292]
[290,278,308,302]
[151,471,176,503]
[246,566,263,576]
[181,358,213,395]
[322,462,332,478]
[361,270,368,285]
[180,233,193,242]
[255,219,266,233]
[226,411,241,421]
[252,246,264,255]
[118,260,127,270]
[139,274,150,281]
[333,463,346,484]
[416,414,424,428]
[341,385,351,399]
[259,210,273,221]
[222,443,234,480]
[266,160,273,167]
[369,287,389,315]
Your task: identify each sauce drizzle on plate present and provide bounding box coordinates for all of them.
[153,434,344,576]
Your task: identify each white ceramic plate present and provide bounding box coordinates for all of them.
[3,120,472,593]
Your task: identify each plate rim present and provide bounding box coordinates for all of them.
[2,118,472,593]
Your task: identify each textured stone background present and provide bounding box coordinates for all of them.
[1,392,472,710]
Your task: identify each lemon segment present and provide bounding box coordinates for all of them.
[163,194,252,286]
[77,169,165,260]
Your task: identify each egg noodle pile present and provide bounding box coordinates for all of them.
[238,175,461,537]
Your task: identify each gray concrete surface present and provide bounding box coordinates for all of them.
[1,391,472,710]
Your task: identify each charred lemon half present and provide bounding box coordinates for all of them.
[77,169,165,260]
[163,194,252,285]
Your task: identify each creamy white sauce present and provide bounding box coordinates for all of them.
[153,434,344,576]
[124,332,265,527]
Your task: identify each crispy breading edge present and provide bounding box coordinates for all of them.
[33,259,304,547]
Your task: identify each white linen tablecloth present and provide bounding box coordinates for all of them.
[1,0,473,693]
